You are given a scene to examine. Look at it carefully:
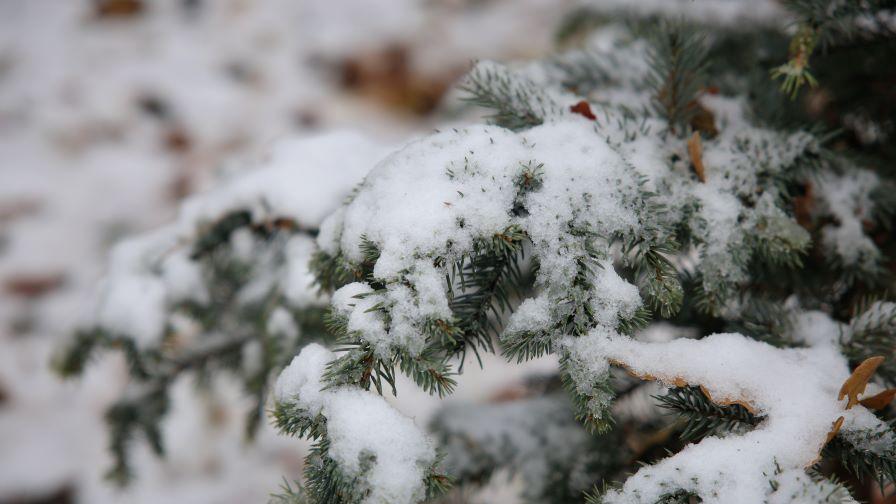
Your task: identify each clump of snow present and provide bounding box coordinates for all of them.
[95,271,168,347]
[332,282,390,356]
[815,169,882,271]
[161,250,209,305]
[590,261,642,327]
[322,119,649,361]
[790,310,847,348]
[93,228,178,347]
[87,131,382,348]
[570,331,866,503]
[275,344,437,504]
[504,296,553,337]
[177,131,390,235]
[282,235,324,309]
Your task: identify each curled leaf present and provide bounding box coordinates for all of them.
[687,132,706,183]
[859,388,896,411]
[839,356,885,409]
[826,416,844,445]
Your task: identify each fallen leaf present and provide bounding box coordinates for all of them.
[839,356,886,409]
[860,388,896,410]
[570,100,597,120]
[164,127,192,153]
[690,103,718,137]
[5,273,65,298]
[687,132,706,183]
[95,0,144,18]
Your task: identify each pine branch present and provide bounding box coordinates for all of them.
[646,22,709,135]
[447,224,527,365]
[824,434,896,491]
[460,61,558,131]
[561,354,615,435]
[269,479,310,504]
[655,386,762,442]
[843,299,896,386]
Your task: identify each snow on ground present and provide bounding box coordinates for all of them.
[0,1,571,502]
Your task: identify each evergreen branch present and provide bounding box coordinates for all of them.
[501,327,554,363]
[55,328,152,379]
[460,61,558,131]
[623,238,684,319]
[269,479,310,504]
[646,22,709,135]
[824,437,896,491]
[448,224,528,364]
[311,235,381,293]
[274,389,450,504]
[304,439,372,504]
[560,355,615,435]
[655,386,762,442]
[433,394,622,503]
[843,299,896,386]
[191,210,253,259]
[726,297,795,348]
[104,385,169,485]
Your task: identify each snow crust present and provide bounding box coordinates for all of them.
[275,344,437,504]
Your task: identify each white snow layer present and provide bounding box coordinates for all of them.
[178,131,391,232]
[571,331,859,504]
[275,344,437,504]
[89,131,383,347]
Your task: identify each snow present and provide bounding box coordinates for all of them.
[435,395,597,500]
[2,2,891,503]
[282,235,324,308]
[790,310,845,347]
[816,169,883,271]
[85,130,382,349]
[177,131,391,233]
[324,119,651,360]
[573,0,789,28]
[570,331,862,504]
[505,296,553,337]
[92,228,179,347]
[275,344,437,504]
[95,273,168,347]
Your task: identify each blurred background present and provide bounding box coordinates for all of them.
[0,1,574,502]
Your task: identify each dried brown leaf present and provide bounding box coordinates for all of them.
[826,416,845,444]
[860,388,896,411]
[570,100,597,120]
[839,356,886,409]
[687,131,706,183]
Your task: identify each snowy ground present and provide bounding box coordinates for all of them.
[0,1,569,502]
